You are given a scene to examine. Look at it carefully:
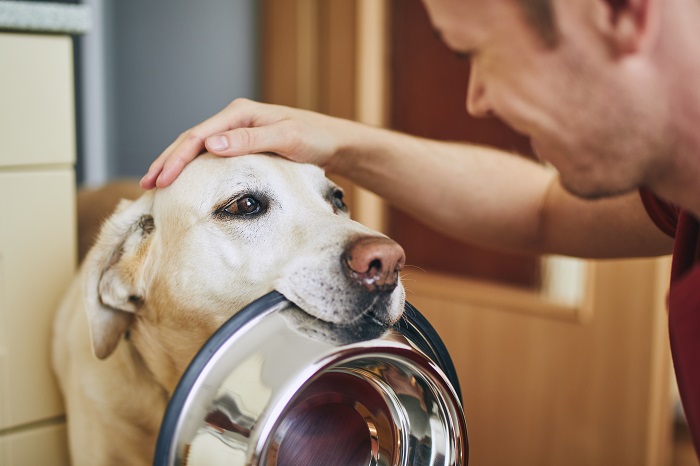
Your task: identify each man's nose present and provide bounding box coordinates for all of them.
[465,64,493,118]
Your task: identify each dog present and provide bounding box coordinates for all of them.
[52,153,406,465]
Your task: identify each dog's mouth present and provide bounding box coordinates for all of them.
[277,284,403,322]
[272,249,406,338]
[344,293,397,326]
[280,303,392,346]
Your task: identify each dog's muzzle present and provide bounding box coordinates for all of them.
[154,292,468,466]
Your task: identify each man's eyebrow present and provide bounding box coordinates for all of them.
[454,50,472,61]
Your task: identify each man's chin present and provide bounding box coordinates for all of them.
[530,139,637,200]
[559,175,636,200]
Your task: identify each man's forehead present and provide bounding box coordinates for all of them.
[421,0,500,38]
[422,0,551,50]
[418,2,468,55]
[421,0,471,19]
[421,0,504,16]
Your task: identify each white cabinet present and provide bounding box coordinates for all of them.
[0,32,76,466]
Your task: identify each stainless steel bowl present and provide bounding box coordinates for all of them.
[154,291,468,466]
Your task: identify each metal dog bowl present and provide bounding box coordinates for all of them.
[154,291,468,465]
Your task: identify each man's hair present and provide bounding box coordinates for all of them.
[515,0,558,46]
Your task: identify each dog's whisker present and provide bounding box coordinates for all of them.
[403,263,426,273]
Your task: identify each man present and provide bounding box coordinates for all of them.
[140,0,700,458]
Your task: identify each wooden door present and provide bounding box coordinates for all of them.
[388,0,540,288]
[261,1,674,464]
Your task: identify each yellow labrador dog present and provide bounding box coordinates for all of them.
[52,153,406,466]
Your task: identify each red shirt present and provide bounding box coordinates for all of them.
[641,189,700,457]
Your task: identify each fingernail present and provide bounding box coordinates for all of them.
[140,173,152,186]
[207,135,229,151]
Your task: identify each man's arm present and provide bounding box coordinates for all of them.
[329,123,674,258]
[142,99,674,259]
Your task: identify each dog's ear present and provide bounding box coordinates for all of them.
[82,192,157,359]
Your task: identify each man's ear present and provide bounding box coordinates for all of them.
[594,0,654,54]
[82,192,156,360]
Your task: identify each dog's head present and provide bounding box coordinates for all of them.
[83,154,405,388]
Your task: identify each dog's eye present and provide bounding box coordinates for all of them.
[331,190,348,213]
[223,196,262,216]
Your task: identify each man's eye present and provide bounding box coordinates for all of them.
[224,196,262,216]
[331,190,348,212]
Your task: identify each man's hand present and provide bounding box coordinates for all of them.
[140,98,347,189]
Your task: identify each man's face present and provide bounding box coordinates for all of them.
[421,0,668,199]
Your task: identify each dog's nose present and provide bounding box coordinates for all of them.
[343,237,405,292]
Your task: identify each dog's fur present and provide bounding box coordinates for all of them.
[52,154,405,465]
[76,179,145,263]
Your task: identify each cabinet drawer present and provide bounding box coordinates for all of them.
[0,422,70,466]
[0,33,75,168]
[0,169,76,430]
